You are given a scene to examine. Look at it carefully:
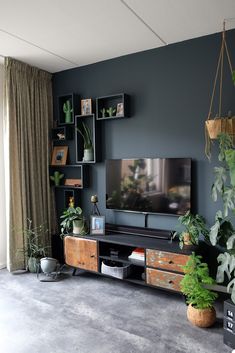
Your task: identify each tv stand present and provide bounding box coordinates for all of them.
[64,224,192,294]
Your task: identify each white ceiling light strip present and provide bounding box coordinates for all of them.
[0,28,79,66]
[120,0,167,46]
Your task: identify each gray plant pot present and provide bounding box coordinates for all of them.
[73,219,84,235]
[28,257,39,273]
[83,148,94,162]
[40,257,58,274]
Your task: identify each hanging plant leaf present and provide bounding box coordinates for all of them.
[216,252,232,283]
[209,220,220,246]
[227,234,235,250]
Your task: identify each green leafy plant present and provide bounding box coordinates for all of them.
[60,206,87,237]
[209,132,235,302]
[180,253,218,309]
[76,122,93,150]
[100,108,106,118]
[173,211,209,249]
[50,171,64,186]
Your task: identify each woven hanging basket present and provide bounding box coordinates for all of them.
[205,24,234,158]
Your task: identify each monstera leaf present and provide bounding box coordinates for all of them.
[228,278,235,304]
[225,150,235,187]
[227,234,235,250]
[211,167,226,202]
[216,252,233,283]
[223,188,235,217]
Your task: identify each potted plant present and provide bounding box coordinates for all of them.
[180,253,218,328]
[208,133,235,302]
[60,206,88,237]
[173,211,209,249]
[76,122,94,161]
[18,219,50,273]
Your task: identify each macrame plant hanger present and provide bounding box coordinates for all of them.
[205,21,234,159]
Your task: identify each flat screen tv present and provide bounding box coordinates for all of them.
[106,158,191,216]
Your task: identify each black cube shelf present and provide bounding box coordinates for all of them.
[96,93,130,120]
[52,126,73,141]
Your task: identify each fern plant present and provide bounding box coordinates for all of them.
[180,253,218,309]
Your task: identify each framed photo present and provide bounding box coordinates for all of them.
[81,99,92,115]
[116,102,124,116]
[90,215,105,235]
[51,146,68,165]
[64,178,82,187]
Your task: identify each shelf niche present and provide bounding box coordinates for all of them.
[96,93,130,121]
[57,93,79,125]
[75,114,100,164]
[51,126,73,141]
[50,164,89,189]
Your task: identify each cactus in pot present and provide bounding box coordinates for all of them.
[63,100,73,123]
[50,171,64,186]
[106,107,116,117]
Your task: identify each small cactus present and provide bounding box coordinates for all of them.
[106,107,116,117]
[63,100,73,123]
[100,108,106,118]
[50,171,64,186]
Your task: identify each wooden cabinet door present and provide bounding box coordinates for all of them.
[64,236,98,272]
[146,249,189,273]
[146,268,184,292]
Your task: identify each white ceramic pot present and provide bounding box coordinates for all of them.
[83,148,94,162]
[73,219,84,235]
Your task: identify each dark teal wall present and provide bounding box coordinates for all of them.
[52,30,235,231]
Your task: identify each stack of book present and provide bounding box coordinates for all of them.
[128,248,145,265]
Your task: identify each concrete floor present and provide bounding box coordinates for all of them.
[0,268,232,353]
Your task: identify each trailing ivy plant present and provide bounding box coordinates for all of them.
[209,132,235,302]
[180,253,218,309]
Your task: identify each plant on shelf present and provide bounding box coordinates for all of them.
[60,206,88,237]
[180,253,218,327]
[18,219,50,273]
[63,99,73,123]
[76,122,94,161]
[208,132,235,302]
[50,171,64,186]
[173,211,209,249]
[100,108,106,118]
[106,107,116,117]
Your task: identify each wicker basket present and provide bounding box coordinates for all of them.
[101,261,131,279]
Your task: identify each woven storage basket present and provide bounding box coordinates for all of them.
[101,261,131,279]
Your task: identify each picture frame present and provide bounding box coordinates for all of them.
[90,215,105,235]
[81,99,92,115]
[51,146,68,165]
[116,102,124,116]
[64,178,82,187]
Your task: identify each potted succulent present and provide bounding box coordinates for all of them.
[60,206,88,237]
[180,253,218,327]
[173,211,209,249]
[76,122,94,161]
[18,219,50,273]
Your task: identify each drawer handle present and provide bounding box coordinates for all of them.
[168,260,174,264]
[90,255,95,258]
[168,280,173,284]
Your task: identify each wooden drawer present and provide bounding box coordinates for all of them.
[146,249,189,273]
[146,268,184,292]
[64,236,98,272]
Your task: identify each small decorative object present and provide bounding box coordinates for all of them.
[63,99,73,123]
[116,103,124,116]
[205,21,235,159]
[51,146,68,166]
[81,98,92,115]
[106,107,116,117]
[91,195,100,215]
[69,196,74,208]
[173,211,208,249]
[50,171,64,186]
[180,253,218,328]
[76,122,94,161]
[57,133,65,140]
[64,179,82,187]
[100,108,106,118]
[90,215,105,235]
[60,206,88,237]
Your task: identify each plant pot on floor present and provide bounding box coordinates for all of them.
[187,303,216,328]
[40,257,58,274]
[28,257,39,273]
[83,148,94,162]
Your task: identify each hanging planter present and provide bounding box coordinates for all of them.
[205,23,235,158]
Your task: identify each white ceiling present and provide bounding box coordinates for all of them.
[0,0,235,73]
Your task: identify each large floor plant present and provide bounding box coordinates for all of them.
[209,133,235,302]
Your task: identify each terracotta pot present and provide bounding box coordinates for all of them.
[187,303,216,328]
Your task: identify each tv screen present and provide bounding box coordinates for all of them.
[106,158,191,216]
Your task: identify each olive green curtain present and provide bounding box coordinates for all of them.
[4,57,56,271]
